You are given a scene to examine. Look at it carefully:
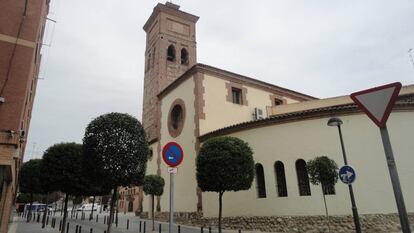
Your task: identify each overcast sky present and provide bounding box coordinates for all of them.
[25,0,414,161]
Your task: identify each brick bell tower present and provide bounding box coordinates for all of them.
[142,2,199,141]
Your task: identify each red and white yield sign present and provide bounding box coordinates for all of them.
[350,82,402,128]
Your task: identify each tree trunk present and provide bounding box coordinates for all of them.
[218,192,223,233]
[27,193,33,222]
[152,195,155,230]
[107,187,117,233]
[61,194,69,233]
[90,196,96,220]
[42,192,50,228]
[322,186,330,233]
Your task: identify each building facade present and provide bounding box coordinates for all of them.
[0,0,50,231]
[139,2,414,231]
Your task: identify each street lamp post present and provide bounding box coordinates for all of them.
[327,117,362,233]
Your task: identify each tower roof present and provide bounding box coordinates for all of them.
[143,2,199,32]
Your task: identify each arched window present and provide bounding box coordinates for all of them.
[255,163,266,198]
[167,45,176,61]
[181,48,189,64]
[274,161,287,197]
[296,159,311,196]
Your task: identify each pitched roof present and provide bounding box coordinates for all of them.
[157,63,318,101]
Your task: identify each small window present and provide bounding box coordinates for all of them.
[148,149,153,160]
[181,48,189,65]
[167,45,176,61]
[274,161,288,197]
[255,163,267,198]
[232,87,242,104]
[146,53,151,71]
[296,159,311,196]
[274,98,284,106]
[322,184,336,195]
[168,99,186,137]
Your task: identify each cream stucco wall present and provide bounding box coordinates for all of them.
[142,142,160,213]
[200,74,299,135]
[202,111,414,217]
[143,76,198,213]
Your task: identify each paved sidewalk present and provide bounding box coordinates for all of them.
[9,212,239,233]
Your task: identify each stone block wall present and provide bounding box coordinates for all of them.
[139,211,414,233]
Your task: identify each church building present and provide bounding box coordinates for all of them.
[135,2,414,231]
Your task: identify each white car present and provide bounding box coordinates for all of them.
[76,204,100,211]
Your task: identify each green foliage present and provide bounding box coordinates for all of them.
[19,159,43,195]
[83,112,148,187]
[40,143,83,195]
[196,136,255,193]
[143,175,165,196]
[306,156,339,187]
[16,193,41,203]
[72,196,83,205]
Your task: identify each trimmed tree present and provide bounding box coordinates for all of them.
[19,159,43,222]
[40,142,83,233]
[306,156,338,233]
[196,136,255,233]
[143,175,165,230]
[83,112,148,233]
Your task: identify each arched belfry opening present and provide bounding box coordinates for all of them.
[167,45,176,62]
[181,48,189,64]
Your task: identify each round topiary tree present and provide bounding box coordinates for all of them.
[307,156,338,233]
[83,112,148,233]
[19,159,43,222]
[40,142,83,233]
[143,175,165,230]
[196,136,255,233]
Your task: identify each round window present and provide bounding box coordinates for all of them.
[168,99,186,137]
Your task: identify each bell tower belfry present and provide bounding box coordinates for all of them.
[142,2,199,141]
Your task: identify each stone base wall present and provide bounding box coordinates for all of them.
[139,212,414,233]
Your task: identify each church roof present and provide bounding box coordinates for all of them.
[157,63,318,101]
[199,90,414,142]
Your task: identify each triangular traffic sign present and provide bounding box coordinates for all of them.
[350,82,402,128]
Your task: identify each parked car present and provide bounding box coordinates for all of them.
[76,203,100,211]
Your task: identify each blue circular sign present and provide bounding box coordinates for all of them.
[162,142,184,167]
[339,165,356,184]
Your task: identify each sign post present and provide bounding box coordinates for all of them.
[351,82,411,233]
[162,142,184,233]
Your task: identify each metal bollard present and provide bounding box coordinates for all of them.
[238,230,241,233]
[159,223,162,233]
[201,226,204,233]
[178,225,181,233]
[66,222,70,233]
[90,228,93,233]
[209,227,212,233]
[143,221,146,233]
[76,225,79,233]
[104,216,106,224]
[104,231,107,233]
[139,221,142,233]
[127,219,129,230]
[59,220,62,231]
[79,226,82,233]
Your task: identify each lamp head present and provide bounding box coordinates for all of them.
[327,117,343,127]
